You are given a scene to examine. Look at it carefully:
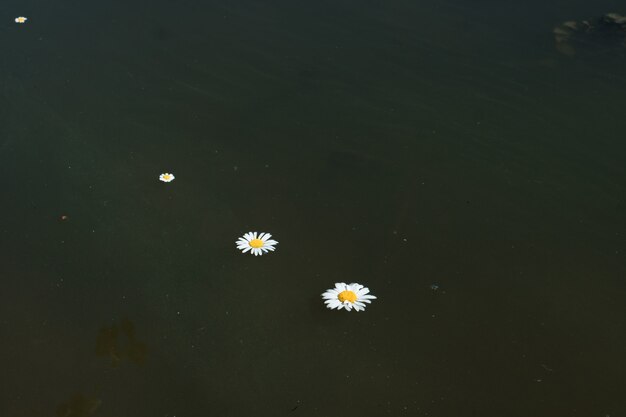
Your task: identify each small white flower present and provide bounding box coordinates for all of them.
[322,282,376,312]
[236,232,278,256]
[159,173,175,182]
[15,16,28,24]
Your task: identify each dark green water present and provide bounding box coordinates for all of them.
[2,0,626,415]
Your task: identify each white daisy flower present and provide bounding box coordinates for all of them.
[322,282,377,312]
[15,16,28,24]
[236,232,278,256]
[159,173,175,182]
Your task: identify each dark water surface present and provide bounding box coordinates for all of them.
[2,0,626,415]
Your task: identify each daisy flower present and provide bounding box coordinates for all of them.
[236,232,278,256]
[159,173,175,182]
[15,17,28,24]
[322,282,376,312]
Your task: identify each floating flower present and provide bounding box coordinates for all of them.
[15,17,28,24]
[236,232,278,256]
[322,282,376,312]
[159,173,175,182]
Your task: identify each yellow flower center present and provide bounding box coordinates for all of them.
[338,290,357,303]
[249,238,264,248]
[163,174,171,180]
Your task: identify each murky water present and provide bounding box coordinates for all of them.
[1,0,625,415]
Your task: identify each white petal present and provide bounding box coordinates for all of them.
[261,233,272,241]
[356,287,370,296]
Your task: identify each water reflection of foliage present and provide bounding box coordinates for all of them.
[95,318,147,367]
[554,13,626,56]
[56,394,101,417]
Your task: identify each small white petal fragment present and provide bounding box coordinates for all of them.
[236,232,278,256]
[159,173,175,182]
[321,282,377,312]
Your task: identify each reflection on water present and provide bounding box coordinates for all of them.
[51,319,146,416]
[553,12,626,56]
[56,394,101,417]
[95,318,147,367]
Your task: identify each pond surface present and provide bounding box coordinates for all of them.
[1,0,625,415]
